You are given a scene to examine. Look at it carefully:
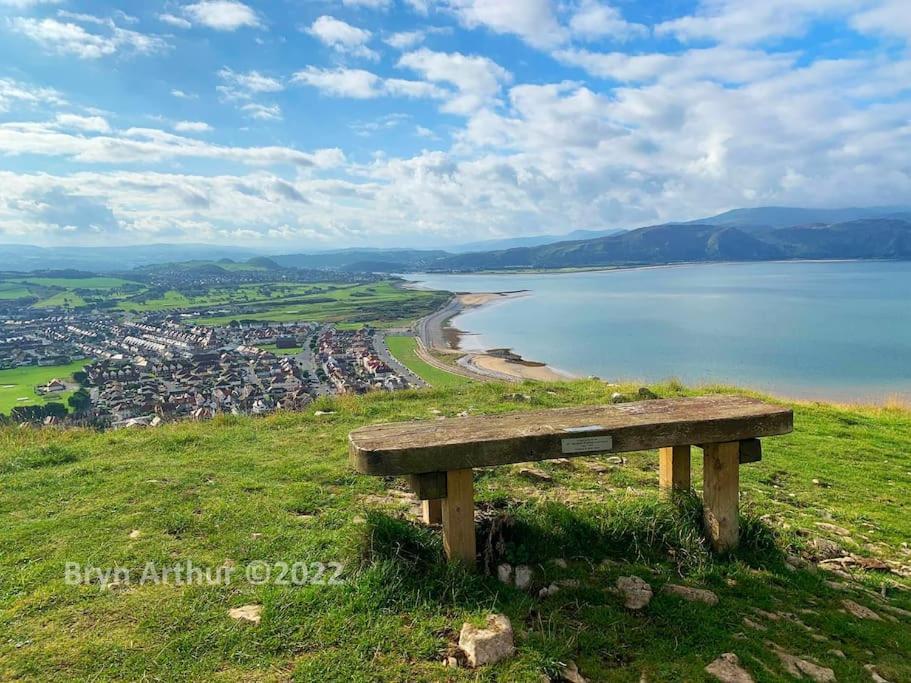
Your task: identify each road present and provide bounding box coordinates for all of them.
[374,330,428,389]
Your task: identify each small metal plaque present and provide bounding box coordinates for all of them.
[561,435,613,454]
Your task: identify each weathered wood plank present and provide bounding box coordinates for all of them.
[407,472,447,500]
[703,441,740,552]
[659,445,691,492]
[422,499,442,525]
[441,469,476,565]
[738,438,762,464]
[350,396,792,476]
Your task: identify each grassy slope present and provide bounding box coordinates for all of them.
[1,380,909,682]
[386,335,474,389]
[0,360,87,415]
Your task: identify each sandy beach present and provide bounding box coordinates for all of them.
[416,290,574,383]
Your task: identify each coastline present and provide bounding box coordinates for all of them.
[415,291,575,383]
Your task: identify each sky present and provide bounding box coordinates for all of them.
[0,0,910,250]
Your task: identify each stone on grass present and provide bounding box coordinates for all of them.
[815,522,852,537]
[128,529,141,539]
[458,614,515,668]
[610,392,627,404]
[518,467,553,483]
[705,653,755,683]
[843,599,882,621]
[514,565,534,590]
[771,648,835,682]
[560,660,588,683]
[538,583,559,598]
[497,563,513,585]
[865,664,891,682]
[616,576,653,610]
[228,604,262,625]
[313,410,335,416]
[550,558,568,568]
[662,584,718,605]
[806,538,844,561]
[742,617,766,631]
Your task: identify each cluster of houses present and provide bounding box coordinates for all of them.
[2,306,418,426]
[85,347,310,427]
[316,327,408,393]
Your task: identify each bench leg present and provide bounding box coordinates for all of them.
[659,445,691,493]
[441,469,476,565]
[702,442,740,553]
[422,499,442,525]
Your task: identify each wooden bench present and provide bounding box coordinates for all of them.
[349,395,793,565]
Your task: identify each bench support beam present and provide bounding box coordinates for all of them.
[702,441,740,553]
[422,499,442,525]
[659,445,691,493]
[441,468,476,565]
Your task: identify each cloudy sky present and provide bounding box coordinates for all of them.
[0,0,909,249]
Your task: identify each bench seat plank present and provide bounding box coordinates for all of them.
[349,395,793,476]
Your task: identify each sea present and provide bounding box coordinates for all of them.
[405,261,911,403]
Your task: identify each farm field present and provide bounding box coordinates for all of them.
[385,335,474,388]
[257,343,305,356]
[0,360,87,415]
[1,380,909,680]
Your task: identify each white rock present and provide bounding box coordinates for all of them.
[515,565,534,590]
[560,660,588,683]
[865,664,892,682]
[550,558,568,568]
[538,583,560,598]
[313,410,335,416]
[497,563,513,585]
[128,529,141,539]
[616,576,653,610]
[663,584,719,605]
[815,522,852,537]
[228,604,262,625]
[843,599,882,621]
[705,653,755,683]
[518,467,553,482]
[772,649,836,682]
[458,614,515,668]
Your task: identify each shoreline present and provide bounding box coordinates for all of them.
[415,290,575,383]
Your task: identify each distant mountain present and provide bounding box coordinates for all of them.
[689,206,911,230]
[450,228,627,253]
[0,244,260,273]
[271,249,449,271]
[431,218,911,271]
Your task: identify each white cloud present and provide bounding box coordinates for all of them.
[240,103,282,121]
[8,16,170,60]
[292,67,446,100]
[385,30,426,49]
[439,0,567,48]
[655,0,855,45]
[397,48,512,114]
[851,0,911,42]
[174,121,213,133]
[55,113,111,133]
[170,89,197,99]
[342,0,392,8]
[159,13,192,29]
[0,121,342,168]
[217,68,283,97]
[0,78,66,113]
[183,1,261,31]
[568,0,648,42]
[0,0,62,6]
[306,15,378,60]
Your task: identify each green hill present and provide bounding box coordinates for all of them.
[2,380,909,681]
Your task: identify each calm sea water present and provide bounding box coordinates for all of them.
[407,262,911,403]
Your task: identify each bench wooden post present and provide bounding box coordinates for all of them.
[422,499,442,525]
[441,469,476,565]
[702,441,740,552]
[659,445,691,493]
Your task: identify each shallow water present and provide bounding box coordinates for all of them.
[407,261,911,403]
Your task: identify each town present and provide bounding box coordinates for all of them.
[0,309,423,428]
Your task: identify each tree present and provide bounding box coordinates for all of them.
[68,389,92,412]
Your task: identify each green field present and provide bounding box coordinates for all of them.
[257,343,305,356]
[12,276,138,290]
[385,335,474,388]
[0,283,32,300]
[1,380,909,681]
[0,360,87,415]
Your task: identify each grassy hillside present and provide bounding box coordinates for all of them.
[2,380,910,681]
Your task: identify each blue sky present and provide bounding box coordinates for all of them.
[0,0,909,249]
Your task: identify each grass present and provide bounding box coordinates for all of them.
[0,283,32,300]
[32,291,87,309]
[386,335,474,389]
[1,380,909,681]
[11,277,138,290]
[0,360,87,415]
[257,343,305,356]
